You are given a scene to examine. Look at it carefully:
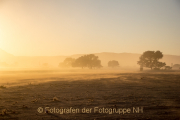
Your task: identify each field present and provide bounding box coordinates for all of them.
[0,69,180,120]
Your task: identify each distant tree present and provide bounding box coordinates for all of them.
[154,61,166,70]
[165,66,172,70]
[59,58,75,67]
[108,60,119,68]
[137,50,166,70]
[172,64,180,69]
[72,54,102,69]
[72,56,87,68]
[93,59,102,69]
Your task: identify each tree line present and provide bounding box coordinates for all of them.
[59,54,120,69]
[59,50,173,70]
[59,54,102,69]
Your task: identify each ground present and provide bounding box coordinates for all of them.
[0,69,180,120]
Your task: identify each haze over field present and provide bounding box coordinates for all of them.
[0,48,180,69]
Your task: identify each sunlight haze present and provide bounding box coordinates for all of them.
[0,0,180,56]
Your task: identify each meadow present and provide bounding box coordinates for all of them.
[0,69,180,120]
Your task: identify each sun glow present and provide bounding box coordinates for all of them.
[0,28,4,49]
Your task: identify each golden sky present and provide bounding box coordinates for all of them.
[0,0,180,56]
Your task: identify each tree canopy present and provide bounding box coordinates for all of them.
[108,60,119,68]
[72,54,102,69]
[59,54,102,69]
[165,66,172,70]
[137,50,166,70]
[59,58,75,67]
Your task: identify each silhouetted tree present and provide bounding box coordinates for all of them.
[155,62,166,69]
[108,60,119,68]
[172,64,180,69]
[59,58,75,67]
[137,50,166,70]
[72,54,102,69]
[165,66,172,70]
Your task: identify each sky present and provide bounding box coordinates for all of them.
[0,0,180,56]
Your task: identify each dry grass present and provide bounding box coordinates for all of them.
[0,70,180,119]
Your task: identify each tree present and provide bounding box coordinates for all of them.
[172,64,180,69]
[165,66,172,70]
[154,61,166,69]
[59,58,75,67]
[108,60,119,68]
[72,54,102,69]
[137,50,166,70]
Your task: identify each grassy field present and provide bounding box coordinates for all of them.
[0,70,180,120]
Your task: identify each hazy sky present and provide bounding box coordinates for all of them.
[0,0,180,56]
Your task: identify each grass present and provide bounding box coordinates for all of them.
[0,85,6,89]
